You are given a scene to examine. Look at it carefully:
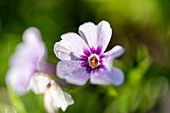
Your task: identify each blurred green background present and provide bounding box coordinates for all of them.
[0,0,170,113]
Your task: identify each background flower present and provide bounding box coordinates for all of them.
[6,27,56,96]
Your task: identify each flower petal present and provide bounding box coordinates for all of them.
[102,56,114,71]
[44,80,74,112]
[103,45,125,58]
[79,20,112,52]
[79,22,97,48]
[57,61,90,85]
[6,65,35,96]
[6,27,48,96]
[23,27,46,56]
[63,92,74,107]
[54,33,89,60]
[102,45,125,71]
[38,62,56,76]
[23,27,42,44]
[29,72,51,94]
[54,41,78,61]
[10,27,46,66]
[97,21,112,52]
[44,89,55,113]
[90,67,124,86]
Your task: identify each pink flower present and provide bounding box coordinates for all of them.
[54,21,125,86]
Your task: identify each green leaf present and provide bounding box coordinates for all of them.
[7,86,27,113]
[0,103,16,113]
[137,45,150,63]
[128,45,152,86]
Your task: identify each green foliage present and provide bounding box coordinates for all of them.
[0,103,16,113]
[128,45,151,85]
[8,86,27,113]
[103,46,168,113]
[20,92,46,113]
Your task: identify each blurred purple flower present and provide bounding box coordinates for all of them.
[6,27,56,96]
[54,20,125,86]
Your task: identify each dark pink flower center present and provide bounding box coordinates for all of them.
[80,46,105,73]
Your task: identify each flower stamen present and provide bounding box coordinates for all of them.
[89,56,98,67]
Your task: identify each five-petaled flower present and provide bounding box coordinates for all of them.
[54,20,125,86]
[6,27,56,95]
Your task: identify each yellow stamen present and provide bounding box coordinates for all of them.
[89,56,98,67]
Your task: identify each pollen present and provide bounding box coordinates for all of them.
[89,56,98,67]
[83,44,86,48]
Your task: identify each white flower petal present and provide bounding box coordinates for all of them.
[79,20,112,52]
[44,80,74,112]
[57,60,90,85]
[96,20,112,52]
[54,40,78,61]
[103,45,125,58]
[29,72,51,94]
[101,45,125,71]
[54,33,89,60]
[44,85,56,113]
[63,92,74,106]
[90,67,124,86]
[79,22,97,48]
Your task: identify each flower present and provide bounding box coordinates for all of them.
[6,27,56,96]
[54,20,125,86]
[29,72,74,113]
